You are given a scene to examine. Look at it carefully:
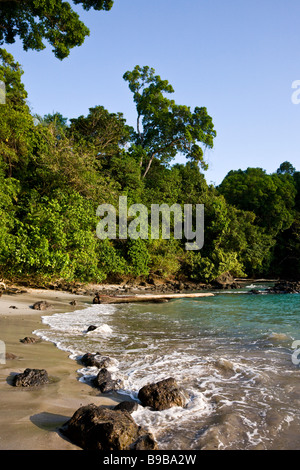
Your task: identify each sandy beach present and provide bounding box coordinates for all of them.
[0,287,119,450]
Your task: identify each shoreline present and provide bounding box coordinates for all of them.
[0,288,120,450]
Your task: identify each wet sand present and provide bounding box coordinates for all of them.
[0,288,118,450]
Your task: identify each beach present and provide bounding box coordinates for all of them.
[0,284,300,450]
[0,288,118,450]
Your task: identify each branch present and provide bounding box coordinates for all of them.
[142,138,182,178]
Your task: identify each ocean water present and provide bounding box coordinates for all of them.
[34,284,300,450]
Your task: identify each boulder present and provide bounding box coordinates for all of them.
[93,368,119,393]
[114,401,139,414]
[138,377,186,411]
[13,368,49,387]
[60,404,158,450]
[32,301,52,311]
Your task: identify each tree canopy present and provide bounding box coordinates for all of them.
[0,0,114,59]
[0,52,299,284]
[123,65,216,179]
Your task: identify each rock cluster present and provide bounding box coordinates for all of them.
[268,280,300,294]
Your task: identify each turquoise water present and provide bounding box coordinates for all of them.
[35,285,300,450]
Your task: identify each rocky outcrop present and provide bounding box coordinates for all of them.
[13,368,49,387]
[268,280,300,294]
[60,404,158,450]
[138,377,186,411]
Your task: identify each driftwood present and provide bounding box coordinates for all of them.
[93,292,214,304]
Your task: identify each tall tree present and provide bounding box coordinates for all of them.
[123,65,216,179]
[0,0,114,59]
[69,105,132,159]
[277,161,296,175]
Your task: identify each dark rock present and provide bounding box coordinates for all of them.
[114,401,139,414]
[87,325,97,332]
[93,368,119,393]
[60,404,158,450]
[32,301,52,311]
[249,289,261,295]
[138,377,186,411]
[13,368,49,387]
[9,306,18,309]
[19,336,38,344]
[80,353,116,369]
[93,293,101,304]
[80,352,102,367]
[269,280,300,294]
[134,433,158,450]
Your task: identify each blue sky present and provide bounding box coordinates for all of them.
[5,0,300,185]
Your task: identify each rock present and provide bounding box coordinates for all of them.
[13,368,49,387]
[80,352,102,368]
[138,377,186,411]
[114,401,139,414]
[93,368,120,393]
[268,280,300,294]
[19,337,38,344]
[92,293,101,304]
[87,325,97,332]
[249,289,261,295]
[133,433,158,450]
[32,301,52,311]
[59,404,158,450]
[9,306,18,309]
[80,353,117,369]
[5,352,17,360]
[212,272,241,290]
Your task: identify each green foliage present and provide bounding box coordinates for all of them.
[123,65,216,179]
[218,167,296,234]
[0,0,114,59]
[69,106,132,159]
[0,51,299,284]
[126,239,150,277]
